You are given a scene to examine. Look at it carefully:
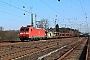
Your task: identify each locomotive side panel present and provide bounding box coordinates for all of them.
[29,27,46,40]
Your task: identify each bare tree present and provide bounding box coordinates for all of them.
[36,18,49,30]
[0,26,4,42]
[0,29,19,42]
[4,30,19,41]
[0,26,4,31]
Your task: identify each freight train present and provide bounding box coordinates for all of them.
[19,25,79,41]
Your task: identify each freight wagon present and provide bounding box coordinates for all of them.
[59,32,72,38]
[47,32,59,39]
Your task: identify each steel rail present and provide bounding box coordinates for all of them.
[57,38,84,60]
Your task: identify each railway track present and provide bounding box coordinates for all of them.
[0,37,87,60]
[58,37,87,60]
[86,36,90,60]
[37,37,87,60]
[0,38,74,60]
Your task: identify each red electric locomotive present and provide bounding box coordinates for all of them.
[19,25,46,41]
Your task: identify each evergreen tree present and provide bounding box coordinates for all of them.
[55,24,59,32]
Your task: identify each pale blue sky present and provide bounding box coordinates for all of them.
[0,0,90,33]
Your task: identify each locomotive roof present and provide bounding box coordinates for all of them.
[21,26,45,30]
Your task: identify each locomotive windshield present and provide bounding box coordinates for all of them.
[20,27,29,31]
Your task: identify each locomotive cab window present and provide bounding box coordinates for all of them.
[20,27,29,31]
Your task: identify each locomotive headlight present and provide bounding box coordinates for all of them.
[20,33,23,34]
[26,32,29,34]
